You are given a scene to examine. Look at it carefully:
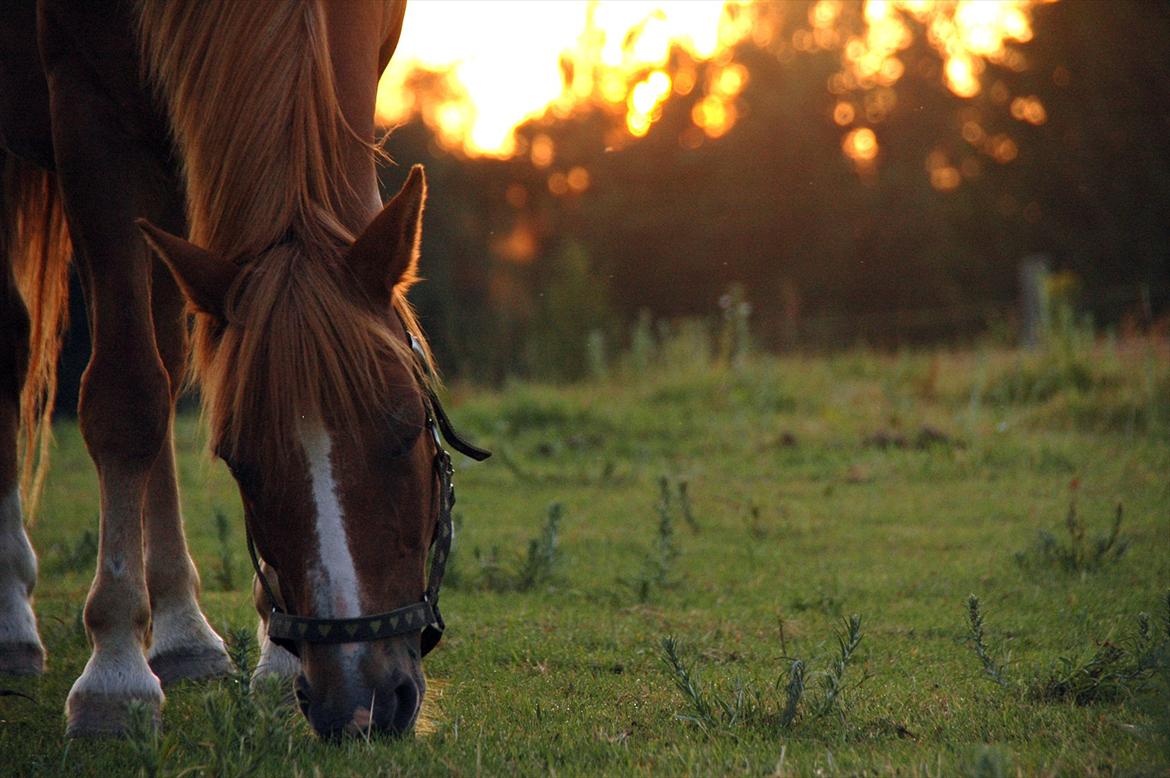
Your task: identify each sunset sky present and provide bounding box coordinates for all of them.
[375,0,1050,162]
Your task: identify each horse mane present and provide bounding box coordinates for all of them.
[194,245,426,467]
[137,0,432,468]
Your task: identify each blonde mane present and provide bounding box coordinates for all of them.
[137,0,431,465]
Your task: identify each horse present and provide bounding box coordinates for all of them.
[0,0,485,739]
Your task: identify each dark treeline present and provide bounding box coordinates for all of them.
[380,0,1170,382]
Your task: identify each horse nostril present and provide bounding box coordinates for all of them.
[388,677,420,734]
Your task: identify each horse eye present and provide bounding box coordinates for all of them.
[381,427,423,462]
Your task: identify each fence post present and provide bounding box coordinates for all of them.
[1019,255,1050,349]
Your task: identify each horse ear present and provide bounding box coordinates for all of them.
[136,219,239,319]
[347,164,426,303]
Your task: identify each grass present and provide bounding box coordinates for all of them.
[2,335,1168,776]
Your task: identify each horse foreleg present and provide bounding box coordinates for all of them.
[44,74,170,743]
[63,270,169,736]
[0,249,45,676]
[143,270,232,685]
[62,254,171,736]
[251,562,300,683]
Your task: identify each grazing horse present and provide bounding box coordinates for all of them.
[0,0,480,738]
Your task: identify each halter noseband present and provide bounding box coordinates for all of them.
[246,331,490,659]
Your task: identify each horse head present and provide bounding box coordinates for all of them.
[140,167,442,738]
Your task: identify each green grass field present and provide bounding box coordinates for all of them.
[3,336,1168,776]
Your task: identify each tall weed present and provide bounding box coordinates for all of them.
[660,615,866,735]
[965,593,1170,705]
[1015,486,1129,575]
[468,503,566,592]
[621,479,682,602]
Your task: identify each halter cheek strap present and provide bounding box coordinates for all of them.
[246,332,488,658]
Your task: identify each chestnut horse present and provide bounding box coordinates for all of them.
[0,0,467,738]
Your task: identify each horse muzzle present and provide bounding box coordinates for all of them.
[295,665,424,739]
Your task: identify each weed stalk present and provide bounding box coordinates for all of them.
[815,614,865,719]
[660,636,718,732]
[966,595,1011,687]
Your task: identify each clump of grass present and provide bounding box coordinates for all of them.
[1032,642,1131,705]
[470,503,566,593]
[48,525,97,573]
[1016,491,1129,574]
[189,629,290,778]
[125,699,173,778]
[212,509,237,592]
[198,678,289,778]
[661,638,764,732]
[516,502,564,591]
[660,615,866,735]
[1033,592,1170,705]
[965,592,1170,706]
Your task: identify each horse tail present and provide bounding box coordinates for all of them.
[2,156,73,523]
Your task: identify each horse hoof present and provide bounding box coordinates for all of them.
[0,641,45,675]
[149,647,235,686]
[66,691,162,738]
[66,651,164,737]
[147,602,234,686]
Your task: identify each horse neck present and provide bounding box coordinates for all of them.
[324,3,398,230]
[138,1,400,254]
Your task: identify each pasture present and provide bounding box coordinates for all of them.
[3,334,1168,776]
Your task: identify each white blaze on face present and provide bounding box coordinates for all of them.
[298,422,362,621]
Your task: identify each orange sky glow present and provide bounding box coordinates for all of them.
[376,0,1052,177]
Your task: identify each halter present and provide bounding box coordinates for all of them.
[246,331,490,659]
